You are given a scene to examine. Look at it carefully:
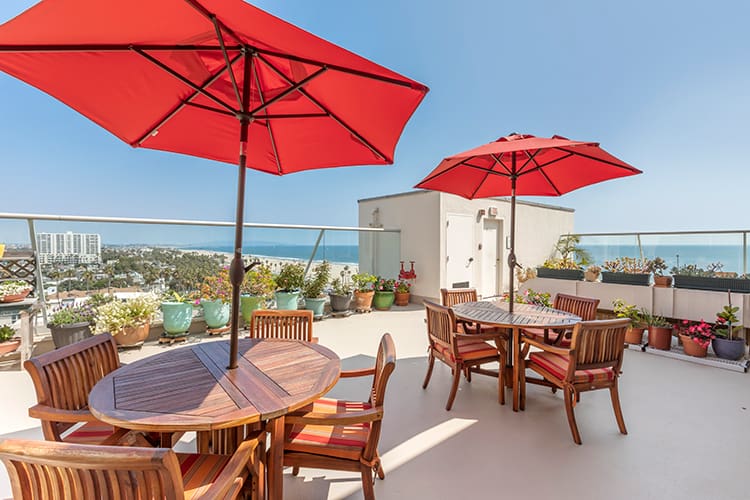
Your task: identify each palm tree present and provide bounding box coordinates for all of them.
[104,262,115,295]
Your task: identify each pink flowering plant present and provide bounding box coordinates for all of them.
[375,277,396,292]
[394,280,411,293]
[502,288,551,308]
[675,319,715,349]
[200,266,232,302]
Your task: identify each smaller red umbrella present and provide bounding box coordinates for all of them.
[415,133,641,310]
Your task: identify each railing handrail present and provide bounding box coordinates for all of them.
[571,229,750,237]
[0,212,399,233]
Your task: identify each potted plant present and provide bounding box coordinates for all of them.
[329,266,353,312]
[373,277,396,310]
[649,257,672,287]
[536,235,590,280]
[394,280,411,306]
[0,280,32,302]
[584,265,601,282]
[240,262,275,324]
[503,288,552,307]
[676,319,714,357]
[601,257,652,286]
[160,290,196,337]
[613,298,646,344]
[302,261,331,318]
[712,303,745,360]
[47,303,96,348]
[274,262,305,310]
[95,294,160,346]
[200,267,232,328]
[352,272,377,312]
[644,312,673,350]
[0,325,20,356]
[672,262,750,292]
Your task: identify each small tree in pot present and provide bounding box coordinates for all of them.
[329,266,353,312]
[240,262,276,324]
[613,298,646,345]
[48,303,97,348]
[274,262,305,310]
[200,267,232,329]
[649,257,672,287]
[303,261,331,318]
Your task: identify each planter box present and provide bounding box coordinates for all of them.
[601,272,651,286]
[536,268,583,281]
[673,275,750,293]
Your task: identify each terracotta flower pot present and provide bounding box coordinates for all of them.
[0,338,20,356]
[1,289,30,303]
[394,291,410,306]
[648,326,673,350]
[625,327,645,345]
[653,276,673,288]
[584,270,600,282]
[680,334,708,357]
[114,322,150,347]
[354,290,374,312]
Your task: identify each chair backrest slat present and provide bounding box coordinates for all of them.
[24,334,121,441]
[0,439,184,500]
[363,334,396,462]
[554,294,599,321]
[423,301,457,354]
[569,319,630,376]
[440,288,478,307]
[249,309,314,342]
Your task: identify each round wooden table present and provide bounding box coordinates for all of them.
[89,338,341,500]
[452,300,580,411]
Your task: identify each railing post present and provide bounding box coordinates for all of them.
[744,232,747,276]
[636,233,643,260]
[27,219,47,325]
[304,229,325,276]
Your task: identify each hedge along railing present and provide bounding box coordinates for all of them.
[0,212,401,324]
[565,229,750,276]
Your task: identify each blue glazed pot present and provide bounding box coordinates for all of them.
[712,337,745,360]
[201,298,230,328]
[240,295,265,324]
[304,297,327,318]
[275,291,300,311]
[161,301,193,336]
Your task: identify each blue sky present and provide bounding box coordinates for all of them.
[1,0,749,245]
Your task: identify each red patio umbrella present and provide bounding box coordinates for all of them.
[415,133,641,311]
[0,0,428,367]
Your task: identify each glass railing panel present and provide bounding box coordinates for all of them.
[576,234,641,266]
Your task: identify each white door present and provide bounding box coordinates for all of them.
[481,219,503,298]
[446,214,474,288]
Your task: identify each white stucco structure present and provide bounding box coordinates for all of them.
[358,191,575,302]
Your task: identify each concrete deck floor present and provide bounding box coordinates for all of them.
[1,304,749,499]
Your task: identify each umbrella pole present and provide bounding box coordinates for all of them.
[228,131,248,370]
[508,173,517,314]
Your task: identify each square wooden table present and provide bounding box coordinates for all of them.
[89,338,341,499]
[451,300,580,411]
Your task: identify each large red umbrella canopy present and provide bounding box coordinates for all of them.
[0,0,428,367]
[415,133,641,310]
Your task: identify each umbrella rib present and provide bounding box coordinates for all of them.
[537,167,562,196]
[134,52,243,146]
[515,152,573,176]
[489,153,513,175]
[132,47,238,115]
[183,0,245,46]
[554,147,641,172]
[514,149,542,176]
[245,67,328,118]
[183,101,235,117]
[251,54,283,175]
[211,15,242,109]
[257,54,389,162]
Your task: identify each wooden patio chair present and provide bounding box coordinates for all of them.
[422,301,506,410]
[519,318,630,445]
[248,309,316,342]
[440,287,505,337]
[522,293,599,346]
[24,333,179,448]
[283,333,396,500]
[0,434,265,500]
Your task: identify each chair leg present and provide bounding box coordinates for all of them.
[610,382,628,435]
[376,460,385,480]
[465,366,472,382]
[518,358,526,411]
[498,356,505,406]
[361,465,376,500]
[446,364,462,411]
[292,466,300,476]
[564,386,582,445]
[422,353,435,389]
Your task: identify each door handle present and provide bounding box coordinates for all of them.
[468,257,474,263]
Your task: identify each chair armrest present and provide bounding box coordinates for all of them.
[340,367,376,378]
[286,407,383,426]
[521,336,571,356]
[455,332,505,342]
[28,404,99,423]
[196,433,262,500]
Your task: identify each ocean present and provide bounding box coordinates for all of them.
[186,244,359,265]
[583,244,748,274]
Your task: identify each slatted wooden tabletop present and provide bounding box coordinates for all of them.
[452,300,581,328]
[89,338,341,432]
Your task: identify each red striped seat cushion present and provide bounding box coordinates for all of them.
[177,452,245,500]
[523,327,571,347]
[286,398,371,460]
[62,421,117,445]
[528,351,614,384]
[437,340,499,362]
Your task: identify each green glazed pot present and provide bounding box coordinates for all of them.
[240,295,265,324]
[373,291,395,311]
[161,301,193,336]
[304,297,327,318]
[275,291,300,311]
[201,298,230,328]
